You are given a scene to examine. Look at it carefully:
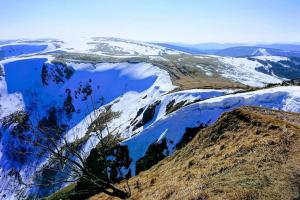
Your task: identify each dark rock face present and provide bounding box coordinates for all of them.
[41,64,48,86]
[282,78,300,86]
[166,100,187,115]
[133,100,161,131]
[63,89,75,116]
[1,111,32,165]
[266,78,300,88]
[74,83,93,101]
[176,124,206,150]
[41,61,74,86]
[136,138,168,175]
[165,99,175,114]
[0,65,4,78]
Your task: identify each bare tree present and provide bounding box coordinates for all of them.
[16,97,131,199]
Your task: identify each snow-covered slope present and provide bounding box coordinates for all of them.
[194,55,300,87]
[0,38,300,199]
[0,40,62,59]
[217,57,283,87]
[0,37,184,58]
[212,46,300,57]
[0,54,176,198]
[119,86,300,176]
[58,37,184,56]
[87,37,183,56]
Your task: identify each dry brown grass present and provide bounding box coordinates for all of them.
[91,107,300,200]
[160,55,247,90]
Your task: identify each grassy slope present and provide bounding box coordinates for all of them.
[158,55,247,90]
[53,53,247,91]
[91,107,300,200]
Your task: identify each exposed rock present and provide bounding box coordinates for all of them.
[133,100,161,130]
[136,138,168,175]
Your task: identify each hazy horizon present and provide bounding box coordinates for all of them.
[1,0,300,43]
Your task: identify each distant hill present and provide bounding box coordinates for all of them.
[153,43,205,54]
[257,44,300,52]
[215,46,300,57]
[155,42,300,57]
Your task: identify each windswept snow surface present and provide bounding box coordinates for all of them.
[0,55,53,118]
[87,37,183,56]
[59,37,95,53]
[0,41,61,59]
[109,88,234,139]
[0,55,176,145]
[48,37,184,56]
[63,61,176,143]
[219,57,283,87]
[143,89,234,126]
[121,86,300,175]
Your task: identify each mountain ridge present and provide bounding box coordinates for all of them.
[91,106,300,200]
[0,37,300,199]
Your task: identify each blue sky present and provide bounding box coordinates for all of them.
[1,0,300,43]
